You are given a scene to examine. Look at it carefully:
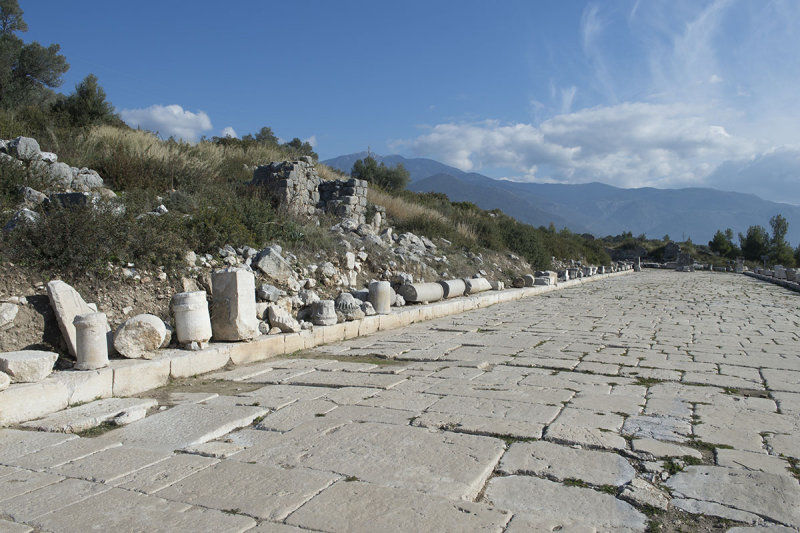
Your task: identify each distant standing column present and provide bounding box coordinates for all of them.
[73,312,109,370]
[172,291,213,349]
[369,281,392,314]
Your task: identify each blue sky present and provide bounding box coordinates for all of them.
[20,0,800,204]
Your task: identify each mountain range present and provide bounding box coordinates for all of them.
[323,152,800,245]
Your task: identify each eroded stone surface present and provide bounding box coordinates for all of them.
[499,440,636,486]
[485,475,647,531]
[286,480,511,532]
[666,466,800,528]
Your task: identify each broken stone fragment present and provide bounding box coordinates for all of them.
[267,304,301,333]
[256,283,284,302]
[47,280,113,358]
[114,314,168,359]
[334,293,364,321]
[19,186,49,208]
[7,136,41,161]
[3,208,40,231]
[0,350,58,382]
[0,302,18,331]
[47,162,73,188]
[0,371,9,391]
[619,478,670,511]
[254,246,292,282]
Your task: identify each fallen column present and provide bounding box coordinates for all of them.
[396,282,444,303]
[438,279,466,299]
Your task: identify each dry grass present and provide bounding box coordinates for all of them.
[368,188,448,225]
[316,163,347,182]
[368,188,479,242]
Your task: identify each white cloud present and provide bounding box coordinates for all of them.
[221,126,237,138]
[120,104,212,142]
[705,146,800,204]
[396,102,757,189]
[304,135,318,148]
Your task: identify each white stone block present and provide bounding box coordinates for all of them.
[0,381,69,425]
[0,350,58,382]
[48,368,113,405]
[167,346,231,379]
[211,269,258,341]
[110,358,171,396]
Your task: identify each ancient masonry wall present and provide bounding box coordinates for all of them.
[251,158,369,224]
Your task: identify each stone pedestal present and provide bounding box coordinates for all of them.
[73,313,109,370]
[172,291,212,346]
[369,281,392,315]
[211,269,258,341]
[312,300,338,326]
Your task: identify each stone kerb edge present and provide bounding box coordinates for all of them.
[744,271,800,293]
[0,269,633,426]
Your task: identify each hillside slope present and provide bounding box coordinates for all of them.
[325,153,800,243]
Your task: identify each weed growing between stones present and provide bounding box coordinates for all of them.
[344,476,359,482]
[786,457,800,482]
[633,377,664,387]
[77,421,118,438]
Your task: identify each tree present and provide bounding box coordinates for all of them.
[351,155,409,192]
[0,0,68,108]
[739,225,770,261]
[768,214,795,266]
[51,74,120,127]
[281,137,317,159]
[708,228,739,258]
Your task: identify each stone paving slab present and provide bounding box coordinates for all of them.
[112,453,219,494]
[485,475,647,531]
[29,487,256,532]
[666,466,800,528]
[285,370,407,389]
[232,420,504,500]
[7,437,121,471]
[499,440,636,486]
[0,470,63,503]
[0,478,110,523]
[20,397,157,433]
[108,402,268,452]
[155,460,339,521]
[47,445,170,483]
[0,430,76,463]
[285,480,511,532]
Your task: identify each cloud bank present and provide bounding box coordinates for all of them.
[396,0,800,203]
[120,105,213,142]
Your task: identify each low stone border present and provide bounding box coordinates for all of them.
[743,271,800,293]
[0,270,633,426]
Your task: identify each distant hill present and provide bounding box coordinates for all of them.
[323,153,800,244]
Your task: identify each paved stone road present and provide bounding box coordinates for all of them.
[1,271,800,532]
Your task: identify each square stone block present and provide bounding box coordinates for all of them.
[229,335,284,366]
[110,357,170,397]
[167,345,231,379]
[0,381,69,425]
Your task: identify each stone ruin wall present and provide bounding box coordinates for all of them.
[251,157,370,224]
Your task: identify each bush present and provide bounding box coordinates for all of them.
[4,202,131,272]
